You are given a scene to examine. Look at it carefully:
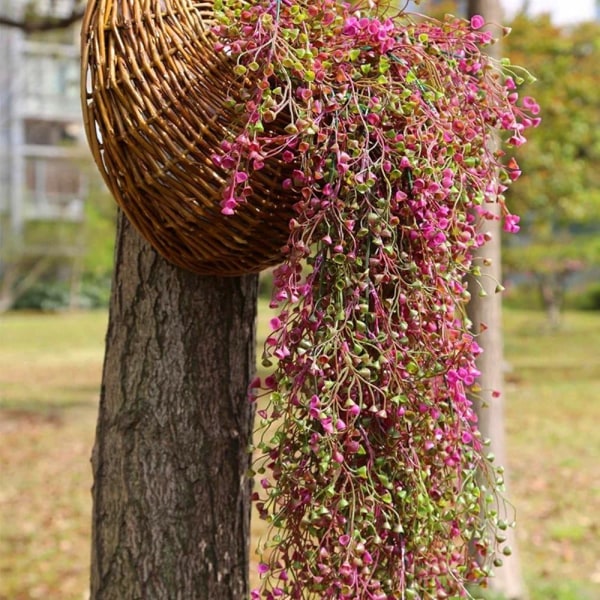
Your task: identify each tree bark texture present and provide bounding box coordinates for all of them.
[467,210,527,600]
[91,213,258,600]
[467,1,527,598]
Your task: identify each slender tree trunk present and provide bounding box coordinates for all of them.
[538,275,561,331]
[91,213,257,599]
[467,1,527,598]
[468,225,527,600]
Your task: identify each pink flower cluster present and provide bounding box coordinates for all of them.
[213,0,539,597]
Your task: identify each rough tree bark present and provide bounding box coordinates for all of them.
[91,213,257,599]
[467,1,527,598]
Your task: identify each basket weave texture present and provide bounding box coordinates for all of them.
[81,0,295,275]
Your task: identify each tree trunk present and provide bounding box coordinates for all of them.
[91,213,258,599]
[468,226,527,600]
[467,1,527,598]
[538,275,562,331]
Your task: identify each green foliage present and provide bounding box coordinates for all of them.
[469,580,598,600]
[566,280,600,311]
[505,15,600,225]
[0,158,115,311]
[81,171,117,277]
[258,269,275,299]
[504,232,600,276]
[12,280,71,311]
[22,219,82,251]
[501,15,600,318]
[12,274,111,311]
[502,281,543,311]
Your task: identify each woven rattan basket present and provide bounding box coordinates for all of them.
[80,0,295,275]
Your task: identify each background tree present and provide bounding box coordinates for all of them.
[466,0,527,598]
[503,14,600,326]
[416,33,537,575]
[0,0,84,31]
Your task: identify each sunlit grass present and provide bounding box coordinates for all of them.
[0,311,107,600]
[0,307,599,599]
[502,311,600,598]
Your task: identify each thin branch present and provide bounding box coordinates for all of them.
[0,7,84,32]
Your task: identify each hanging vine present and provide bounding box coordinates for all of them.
[213,1,539,597]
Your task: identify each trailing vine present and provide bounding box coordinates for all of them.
[212,1,539,597]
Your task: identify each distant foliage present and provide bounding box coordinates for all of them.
[503,15,600,321]
[505,14,600,225]
[12,275,111,311]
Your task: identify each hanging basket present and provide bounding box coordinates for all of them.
[80,0,295,276]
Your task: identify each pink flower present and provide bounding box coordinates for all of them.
[274,345,291,359]
[282,150,295,163]
[320,417,334,434]
[366,113,381,126]
[345,439,360,453]
[234,170,248,184]
[508,133,527,147]
[368,19,381,35]
[522,96,541,115]
[503,213,521,233]
[470,15,485,29]
[342,17,359,36]
[220,199,237,216]
[346,402,360,416]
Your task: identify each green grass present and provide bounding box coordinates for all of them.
[502,311,600,599]
[1,307,599,599]
[0,311,107,600]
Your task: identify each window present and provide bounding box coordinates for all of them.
[24,157,84,220]
[24,120,79,145]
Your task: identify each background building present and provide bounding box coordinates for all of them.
[0,2,87,309]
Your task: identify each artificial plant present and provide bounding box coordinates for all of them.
[212,0,539,597]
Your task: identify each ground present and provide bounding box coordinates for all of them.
[0,306,598,600]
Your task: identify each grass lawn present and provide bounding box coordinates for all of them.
[0,306,599,599]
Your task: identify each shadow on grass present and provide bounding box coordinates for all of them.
[0,394,97,426]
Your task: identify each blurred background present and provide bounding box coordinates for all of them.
[0,0,599,599]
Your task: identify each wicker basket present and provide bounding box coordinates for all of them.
[80,0,295,275]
